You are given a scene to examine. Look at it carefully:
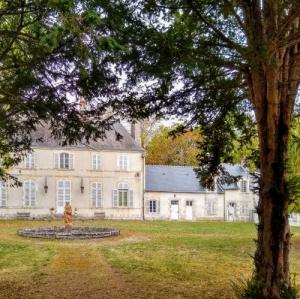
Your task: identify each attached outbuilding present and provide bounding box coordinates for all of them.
[144,164,256,221]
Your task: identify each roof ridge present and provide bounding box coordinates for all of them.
[146,164,195,168]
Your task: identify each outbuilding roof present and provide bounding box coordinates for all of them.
[145,164,248,193]
[32,123,143,152]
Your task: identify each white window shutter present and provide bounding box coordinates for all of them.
[54,153,59,168]
[33,152,36,168]
[91,183,96,207]
[92,154,96,170]
[112,189,118,207]
[126,156,130,171]
[98,184,103,207]
[117,156,121,170]
[69,154,74,169]
[157,200,160,213]
[129,190,133,208]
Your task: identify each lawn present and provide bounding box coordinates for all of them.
[0,220,299,299]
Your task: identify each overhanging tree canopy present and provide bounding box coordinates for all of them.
[0,0,134,178]
[109,1,300,298]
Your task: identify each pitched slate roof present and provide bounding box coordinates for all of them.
[218,164,248,191]
[145,165,205,193]
[145,164,248,193]
[32,123,143,152]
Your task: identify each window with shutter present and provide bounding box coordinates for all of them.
[148,200,160,213]
[91,182,102,207]
[116,183,129,207]
[118,155,129,171]
[0,182,7,207]
[23,181,36,207]
[112,189,118,207]
[92,154,101,170]
[206,198,217,215]
[57,180,71,208]
[241,180,247,193]
[24,153,35,169]
[241,202,249,216]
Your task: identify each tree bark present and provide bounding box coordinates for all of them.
[250,65,294,298]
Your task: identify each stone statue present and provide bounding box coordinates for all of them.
[64,202,73,228]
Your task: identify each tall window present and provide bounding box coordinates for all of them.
[112,183,133,208]
[0,182,7,207]
[146,200,160,213]
[241,180,247,193]
[92,154,101,170]
[91,182,102,208]
[24,153,34,168]
[23,181,36,207]
[206,198,217,215]
[118,154,129,171]
[118,182,128,207]
[54,153,73,169]
[57,180,71,209]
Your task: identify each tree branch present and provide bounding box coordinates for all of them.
[187,0,246,57]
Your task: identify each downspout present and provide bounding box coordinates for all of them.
[142,152,145,220]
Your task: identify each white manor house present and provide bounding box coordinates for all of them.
[0,122,299,224]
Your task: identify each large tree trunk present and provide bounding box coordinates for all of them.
[250,66,294,298]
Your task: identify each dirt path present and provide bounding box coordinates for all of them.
[0,244,145,299]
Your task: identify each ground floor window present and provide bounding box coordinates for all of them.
[0,182,7,207]
[146,199,160,213]
[240,202,250,216]
[91,182,102,208]
[57,180,71,208]
[23,180,36,207]
[205,198,217,215]
[186,200,193,206]
[112,183,133,208]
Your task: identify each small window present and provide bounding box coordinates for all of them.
[206,198,217,215]
[24,153,35,169]
[54,153,73,169]
[0,182,7,207]
[23,181,36,207]
[118,155,129,171]
[241,180,247,193]
[186,200,193,206]
[146,199,160,214]
[91,182,102,208]
[241,202,249,216]
[60,153,70,169]
[92,154,101,170]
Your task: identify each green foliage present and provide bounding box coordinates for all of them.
[145,125,201,166]
[0,0,133,180]
[287,119,300,213]
[233,275,298,299]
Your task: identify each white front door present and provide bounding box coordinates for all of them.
[170,200,179,220]
[185,200,193,220]
[57,180,71,214]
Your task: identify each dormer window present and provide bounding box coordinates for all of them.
[54,152,74,169]
[241,180,247,193]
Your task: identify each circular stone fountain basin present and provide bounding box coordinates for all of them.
[17,226,120,240]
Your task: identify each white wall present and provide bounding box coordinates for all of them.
[144,191,225,220]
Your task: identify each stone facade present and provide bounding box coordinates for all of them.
[0,123,144,219]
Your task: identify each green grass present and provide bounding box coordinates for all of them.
[0,220,299,298]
